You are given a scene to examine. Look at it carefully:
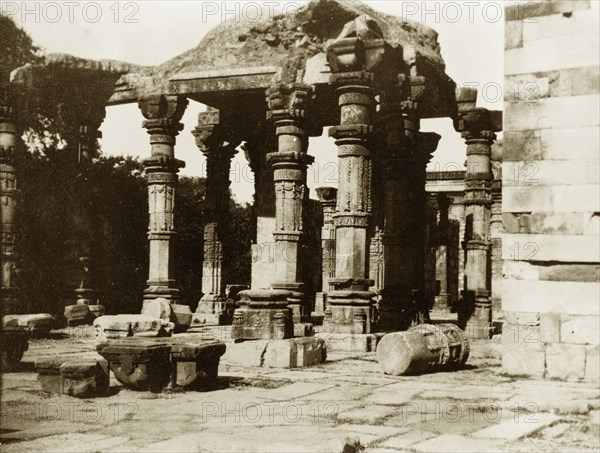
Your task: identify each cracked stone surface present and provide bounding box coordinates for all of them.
[1,329,599,453]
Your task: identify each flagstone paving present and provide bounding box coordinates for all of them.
[1,331,599,453]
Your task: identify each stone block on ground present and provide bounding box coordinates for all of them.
[88,304,105,319]
[93,315,175,342]
[169,340,226,388]
[170,304,193,332]
[320,332,382,352]
[35,358,65,393]
[96,339,172,392]
[263,337,327,368]
[221,340,269,367]
[60,360,110,398]
[223,337,326,369]
[64,304,94,326]
[141,298,172,321]
[2,313,55,333]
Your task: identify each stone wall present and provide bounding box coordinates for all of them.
[502,1,599,380]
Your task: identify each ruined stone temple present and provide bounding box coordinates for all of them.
[1,0,599,380]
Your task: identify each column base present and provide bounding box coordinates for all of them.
[272,282,309,323]
[231,290,294,340]
[377,288,416,332]
[458,290,493,339]
[144,283,180,303]
[465,321,494,340]
[75,288,97,305]
[323,290,377,334]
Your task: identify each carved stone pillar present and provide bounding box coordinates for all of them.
[314,187,337,315]
[415,132,440,320]
[192,109,238,324]
[0,83,20,315]
[266,83,315,323]
[434,194,452,312]
[325,48,378,334]
[455,101,502,339]
[138,95,188,303]
[376,74,423,331]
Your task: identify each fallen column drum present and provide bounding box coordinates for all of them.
[376,323,470,375]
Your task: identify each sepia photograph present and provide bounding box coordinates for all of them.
[0,1,598,452]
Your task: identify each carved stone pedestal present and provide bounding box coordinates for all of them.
[324,287,377,335]
[463,290,495,339]
[231,290,294,340]
[169,340,226,389]
[272,282,307,324]
[96,339,172,392]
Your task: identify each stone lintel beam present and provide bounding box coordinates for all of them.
[138,95,188,303]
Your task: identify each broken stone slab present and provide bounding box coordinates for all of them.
[169,340,226,388]
[64,304,94,326]
[60,360,110,398]
[319,332,385,353]
[376,323,470,376]
[223,337,326,369]
[35,357,65,393]
[2,313,55,333]
[96,339,172,392]
[93,315,175,343]
[0,329,29,370]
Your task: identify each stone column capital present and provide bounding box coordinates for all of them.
[193,109,241,158]
[326,22,402,85]
[266,83,314,122]
[315,187,338,207]
[139,94,188,136]
[455,108,502,143]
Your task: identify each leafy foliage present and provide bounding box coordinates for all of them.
[0,13,42,82]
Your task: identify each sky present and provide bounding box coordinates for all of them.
[8,0,504,204]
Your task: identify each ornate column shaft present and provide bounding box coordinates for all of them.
[0,83,20,315]
[138,94,188,303]
[415,132,441,321]
[266,83,315,323]
[314,187,337,316]
[192,109,238,324]
[325,43,378,334]
[434,193,451,312]
[455,102,502,339]
[377,74,428,331]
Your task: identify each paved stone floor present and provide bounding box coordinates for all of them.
[1,329,599,453]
